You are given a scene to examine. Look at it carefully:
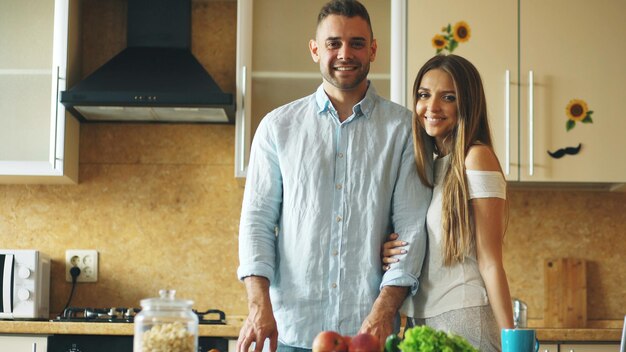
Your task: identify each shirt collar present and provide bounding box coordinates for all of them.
[315,81,377,120]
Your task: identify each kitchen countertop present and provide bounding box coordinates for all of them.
[0,316,244,338]
[535,328,622,342]
[0,318,621,343]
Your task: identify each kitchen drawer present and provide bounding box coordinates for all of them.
[0,334,49,352]
[560,343,620,352]
[539,343,558,352]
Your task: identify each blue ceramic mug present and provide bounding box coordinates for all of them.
[501,328,539,352]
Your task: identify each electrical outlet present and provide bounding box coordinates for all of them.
[65,249,98,283]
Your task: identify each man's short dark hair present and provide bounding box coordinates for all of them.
[317,0,373,39]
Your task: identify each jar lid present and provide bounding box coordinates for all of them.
[140,289,194,310]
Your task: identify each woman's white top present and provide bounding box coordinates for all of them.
[402,154,506,318]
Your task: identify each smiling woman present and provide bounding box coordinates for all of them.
[383,54,514,351]
[414,68,459,154]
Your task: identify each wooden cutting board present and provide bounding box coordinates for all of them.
[544,258,587,328]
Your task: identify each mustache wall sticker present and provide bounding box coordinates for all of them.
[547,143,582,159]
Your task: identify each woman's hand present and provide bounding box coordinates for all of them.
[381,233,408,271]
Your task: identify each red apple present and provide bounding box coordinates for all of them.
[312,330,348,352]
[348,333,381,352]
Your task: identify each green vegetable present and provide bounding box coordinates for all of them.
[397,325,478,352]
[385,334,401,352]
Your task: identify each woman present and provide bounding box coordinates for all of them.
[383,54,514,351]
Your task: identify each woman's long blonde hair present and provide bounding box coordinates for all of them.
[412,54,496,266]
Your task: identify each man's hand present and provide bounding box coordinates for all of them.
[237,276,278,352]
[359,311,394,349]
[359,286,408,348]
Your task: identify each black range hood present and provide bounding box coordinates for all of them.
[61,0,235,123]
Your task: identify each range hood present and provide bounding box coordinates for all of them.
[61,0,235,123]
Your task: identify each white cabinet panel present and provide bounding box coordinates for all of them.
[518,0,626,182]
[538,343,558,352]
[0,0,79,184]
[0,335,48,352]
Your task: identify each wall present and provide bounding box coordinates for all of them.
[505,189,626,323]
[0,0,624,324]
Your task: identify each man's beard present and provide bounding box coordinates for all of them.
[321,60,370,90]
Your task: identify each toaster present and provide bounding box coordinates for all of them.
[0,249,51,319]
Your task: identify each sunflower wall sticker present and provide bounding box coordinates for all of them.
[565,98,593,131]
[432,21,471,54]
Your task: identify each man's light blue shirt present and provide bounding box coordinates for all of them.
[238,83,431,348]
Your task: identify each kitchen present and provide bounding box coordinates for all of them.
[0,0,625,351]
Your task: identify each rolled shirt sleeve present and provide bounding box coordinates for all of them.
[237,116,283,282]
[380,131,432,295]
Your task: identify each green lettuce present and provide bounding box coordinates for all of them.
[396,325,479,352]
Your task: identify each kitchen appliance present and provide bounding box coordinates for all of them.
[54,306,226,324]
[48,335,228,352]
[60,0,235,123]
[512,298,528,328]
[0,249,50,319]
[50,306,228,352]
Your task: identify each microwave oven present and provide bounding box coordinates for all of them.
[0,249,50,319]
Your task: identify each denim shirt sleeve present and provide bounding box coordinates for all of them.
[380,130,432,295]
[237,115,283,282]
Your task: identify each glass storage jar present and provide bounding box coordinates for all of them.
[134,289,198,352]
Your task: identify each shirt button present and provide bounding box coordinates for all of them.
[332,250,338,256]
[335,184,342,190]
[336,216,342,222]
[338,152,344,158]
[331,283,337,288]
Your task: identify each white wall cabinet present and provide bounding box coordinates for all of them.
[403,0,626,185]
[0,334,48,352]
[0,0,79,184]
[235,0,391,178]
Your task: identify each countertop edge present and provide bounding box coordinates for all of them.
[0,321,622,343]
[535,328,622,343]
[0,321,242,338]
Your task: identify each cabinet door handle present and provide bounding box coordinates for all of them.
[528,70,534,176]
[505,70,511,176]
[239,64,248,173]
[54,65,62,169]
[32,342,37,352]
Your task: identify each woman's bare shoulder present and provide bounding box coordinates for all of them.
[465,144,501,172]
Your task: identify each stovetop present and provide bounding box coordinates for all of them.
[53,307,226,324]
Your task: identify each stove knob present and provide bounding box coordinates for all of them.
[18,266,31,279]
[18,288,30,301]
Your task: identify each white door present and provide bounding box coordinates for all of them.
[519,0,626,182]
[0,0,78,183]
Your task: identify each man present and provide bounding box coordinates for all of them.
[237,1,432,351]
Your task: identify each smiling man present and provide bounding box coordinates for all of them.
[236,1,432,351]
